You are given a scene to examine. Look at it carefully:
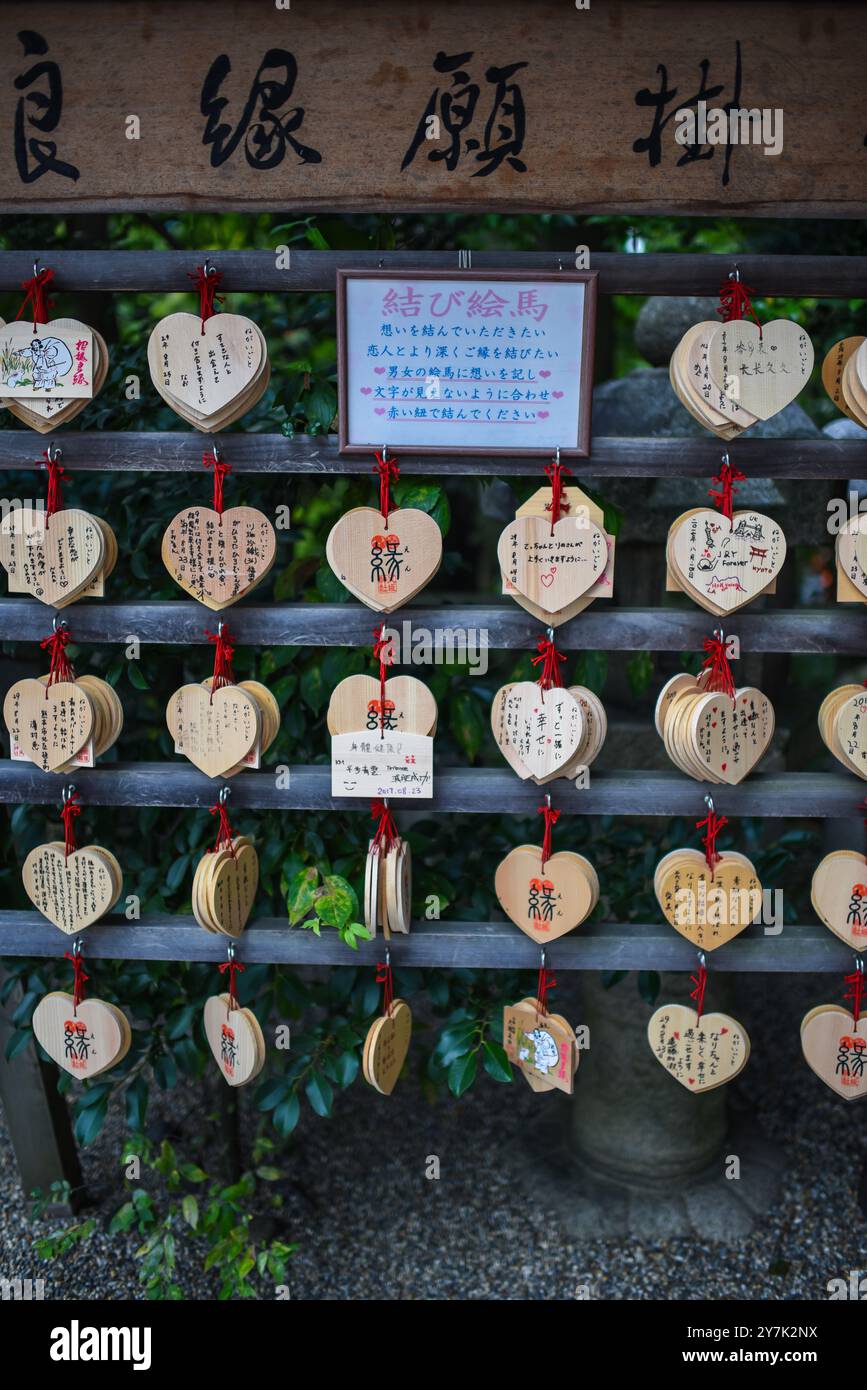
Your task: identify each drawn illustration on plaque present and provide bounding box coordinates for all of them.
[367,699,397,732]
[837,1034,866,1084]
[220,1022,238,1077]
[697,517,767,588]
[527,877,556,926]
[847,884,867,931]
[63,1019,95,1070]
[0,334,74,391]
[517,1025,560,1075]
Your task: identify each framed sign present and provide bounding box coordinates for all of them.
[337,270,597,457]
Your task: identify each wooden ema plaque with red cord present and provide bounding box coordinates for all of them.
[362,956,412,1094]
[647,963,751,1093]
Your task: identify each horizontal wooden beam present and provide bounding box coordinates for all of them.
[1,251,865,297]
[0,763,859,818]
[1,600,864,656]
[0,433,861,478]
[0,913,847,973]
[0,917,844,973]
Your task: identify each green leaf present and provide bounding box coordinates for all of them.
[449,691,486,764]
[637,971,661,1007]
[182,1195,199,1230]
[314,564,350,602]
[315,875,356,929]
[626,651,654,699]
[4,1028,32,1062]
[286,866,319,925]
[273,1093,301,1137]
[109,1201,137,1234]
[305,1070,334,1117]
[127,662,150,691]
[257,1076,290,1111]
[333,1050,359,1088]
[74,1096,109,1147]
[447,1051,478,1098]
[125,1076,148,1133]
[572,649,608,693]
[481,1040,513,1083]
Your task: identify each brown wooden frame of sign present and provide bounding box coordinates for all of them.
[336,269,598,458]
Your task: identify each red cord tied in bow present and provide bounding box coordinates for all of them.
[844,966,865,1026]
[690,961,708,1022]
[695,806,728,876]
[717,275,762,336]
[531,636,566,695]
[63,947,89,1010]
[708,458,747,522]
[16,265,55,332]
[376,958,395,1018]
[373,450,400,524]
[40,448,67,519]
[203,449,231,515]
[536,962,557,1019]
[700,634,736,701]
[60,790,81,863]
[40,624,75,688]
[372,623,394,735]
[188,264,224,333]
[206,625,235,699]
[371,799,399,855]
[543,455,572,529]
[209,797,237,858]
[537,802,561,872]
[218,956,246,1007]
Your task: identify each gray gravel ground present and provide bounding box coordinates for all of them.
[0,970,864,1301]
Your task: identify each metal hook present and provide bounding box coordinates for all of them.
[218,785,230,805]
[46,443,62,464]
[211,441,221,463]
[721,452,730,469]
[384,944,391,969]
[217,620,224,637]
[856,956,864,976]
[540,946,547,971]
[202,259,215,279]
[226,939,235,963]
[554,446,561,466]
[381,444,388,462]
[72,935,83,958]
[546,625,554,644]
[704,794,714,814]
[52,615,67,634]
[729,264,741,283]
[32,258,39,280]
[61,783,76,804]
[697,950,707,971]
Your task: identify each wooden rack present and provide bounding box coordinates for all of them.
[0,248,864,972]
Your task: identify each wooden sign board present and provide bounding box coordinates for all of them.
[0,1,865,217]
[337,270,596,456]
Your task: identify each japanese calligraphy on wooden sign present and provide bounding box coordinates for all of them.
[0,1,864,216]
[338,271,597,455]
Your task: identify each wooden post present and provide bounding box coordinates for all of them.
[0,970,83,1211]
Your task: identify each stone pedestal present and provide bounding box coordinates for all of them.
[510,972,783,1242]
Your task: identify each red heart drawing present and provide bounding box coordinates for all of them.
[538,410,549,419]
[360,387,372,395]
[374,367,386,374]
[721,762,727,771]
[688,1077,695,1085]
[539,370,551,378]
[374,407,386,416]
[552,390,564,398]
[540,568,557,587]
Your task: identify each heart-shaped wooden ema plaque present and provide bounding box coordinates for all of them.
[4,678,94,772]
[23,843,117,934]
[32,993,125,1079]
[495,846,594,944]
[801,1008,867,1101]
[166,684,259,778]
[203,994,262,1086]
[497,514,607,615]
[209,840,259,937]
[647,1003,750,1092]
[327,673,437,736]
[0,507,104,606]
[811,851,867,950]
[689,688,774,784]
[365,998,412,1095]
[833,690,867,779]
[491,682,584,781]
[503,999,575,1094]
[0,319,109,431]
[326,507,442,612]
[670,509,786,614]
[162,506,276,610]
[707,319,814,421]
[656,854,762,951]
[0,319,93,397]
[148,312,263,419]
